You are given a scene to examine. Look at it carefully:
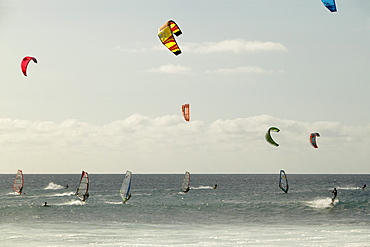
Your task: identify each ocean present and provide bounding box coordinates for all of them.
[0,173,369,246]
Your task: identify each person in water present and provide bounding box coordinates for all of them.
[43,202,51,207]
[330,188,337,203]
[362,184,366,190]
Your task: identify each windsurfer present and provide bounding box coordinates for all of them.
[362,184,366,190]
[123,193,132,204]
[82,193,89,202]
[19,186,23,194]
[330,188,337,203]
[184,187,190,193]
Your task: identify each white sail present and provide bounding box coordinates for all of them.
[76,171,89,201]
[279,170,289,193]
[181,171,190,193]
[119,170,132,203]
[12,169,24,194]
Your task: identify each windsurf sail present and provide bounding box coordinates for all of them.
[75,171,89,201]
[181,171,190,193]
[119,170,132,203]
[279,170,289,193]
[12,169,24,194]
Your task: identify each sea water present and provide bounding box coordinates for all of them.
[0,174,369,246]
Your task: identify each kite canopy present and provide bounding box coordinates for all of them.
[321,0,337,12]
[310,132,320,148]
[182,104,190,121]
[21,56,37,76]
[265,127,280,147]
[158,20,182,55]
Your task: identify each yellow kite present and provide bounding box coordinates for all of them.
[158,20,182,56]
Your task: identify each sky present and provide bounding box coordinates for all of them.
[0,0,369,174]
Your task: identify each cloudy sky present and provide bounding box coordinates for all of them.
[0,0,369,174]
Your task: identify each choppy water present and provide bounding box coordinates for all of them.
[0,173,369,246]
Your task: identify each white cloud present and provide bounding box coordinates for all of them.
[0,115,369,174]
[183,39,287,54]
[206,66,285,75]
[146,64,193,75]
[119,39,287,55]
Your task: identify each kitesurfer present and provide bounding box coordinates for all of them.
[362,184,366,190]
[330,188,337,203]
[43,202,51,207]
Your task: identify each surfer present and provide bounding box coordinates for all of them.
[213,184,218,189]
[43,202,51,207]
[65,185,69,189]
[362,184,366,190]
[330,188,337,203]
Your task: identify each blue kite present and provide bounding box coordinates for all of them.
[321,0,337,12]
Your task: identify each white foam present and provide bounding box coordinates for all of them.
[52,192,75,197]
[105,201,123,205]
[191,186,214,190]
[336,186,361,190]
[58,200,85,206]
[44,182,67,190]
[7,192,20,195]
[304,198,338,209]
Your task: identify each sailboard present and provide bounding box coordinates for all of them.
[181,171,190,193]
[119,170,132,203]
[279,170,289,193]
[12,169,24,194]
[75,171,89,201]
